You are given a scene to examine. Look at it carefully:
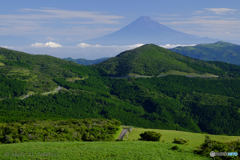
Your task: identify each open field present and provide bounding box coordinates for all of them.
[127,127,240,147]
[1,126,239,159]
[0,141,210,160]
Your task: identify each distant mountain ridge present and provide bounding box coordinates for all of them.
[171,41,240,65]
[85,16,218,45]
[63,57,109,65]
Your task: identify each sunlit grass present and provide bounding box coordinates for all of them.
[127,127,240,148]
[0,141,211,160]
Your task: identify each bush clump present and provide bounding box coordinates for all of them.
[0,118,121,144]
[173,138,189,144]
[194,136,240,159]
[139,131,162,141]
[171,145,179,150]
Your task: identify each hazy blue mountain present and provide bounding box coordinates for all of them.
[171,41,240,65]
[84,16,218,45]
[0,36,36,47]
[63,57,110,65]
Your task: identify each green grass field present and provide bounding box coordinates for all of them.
[127,127,240,147]
[1,126,240,159]
[0,141,211,160]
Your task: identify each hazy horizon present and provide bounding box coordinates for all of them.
[1,0,240,59]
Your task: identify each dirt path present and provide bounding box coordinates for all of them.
[21,86,62,100]
[118,129,128,139]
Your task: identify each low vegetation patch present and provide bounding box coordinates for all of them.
[0,118,121,144]
[173,138,189,144]
[139,131,162,141]
[194,136,240,159]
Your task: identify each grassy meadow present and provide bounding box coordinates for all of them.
[127,127,240,147]
[0,141,211,160]
[1,126,240,159]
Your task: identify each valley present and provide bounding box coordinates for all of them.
[0,44,240,159]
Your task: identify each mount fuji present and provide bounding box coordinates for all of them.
[84,16,218,46]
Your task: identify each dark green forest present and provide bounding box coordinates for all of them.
[1,73,240,135]
[1,46,240,137]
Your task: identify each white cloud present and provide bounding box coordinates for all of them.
[205,8,237,15]
[13,43,198,60]
[193,11,204,15]
[160,44,196,48]
[47,37,56,41]
[76,43,144,49]
[16,8,124,24]
[0,46,14,49]
[30,41,62,48]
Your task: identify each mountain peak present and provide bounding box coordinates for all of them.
[138,16,153,22]
[84,16,218,45]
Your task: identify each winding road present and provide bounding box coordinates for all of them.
[21,86,62,100]
[108,74,219,79]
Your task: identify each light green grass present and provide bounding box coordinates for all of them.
[0,141,210,160]
[159,70,218,77]
[112,126,123,140]
[0,62,5,66]
[0,55,5,60]
[6,68,30,76]
[127,127,240,148]
[66,77,88,82]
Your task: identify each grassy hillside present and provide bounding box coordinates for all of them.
[127,127,240,148]
[96,44,223,76]
[0,141,211,160]
[0,47,104,96]
[64,57,109,65]
[171,41,240,65]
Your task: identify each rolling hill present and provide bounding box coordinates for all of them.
[0,47,103,95]
[85,16,218,45]
[171,41,240,65]
[63,57,109,65]
[96,44,223,76]
[1,45,240,137]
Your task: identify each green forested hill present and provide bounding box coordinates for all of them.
[0,47,104,96]
[1,46,240,136]
[96,44,224,76]
[63,57,109,65]
[171,41,240,65]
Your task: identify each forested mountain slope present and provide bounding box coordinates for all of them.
[171,41,240,65]
[63,57,109,65]
[0,47,104,96]
[96,44,224,76]
[1,46,240,136]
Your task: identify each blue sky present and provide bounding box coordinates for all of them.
[1,0,240,59]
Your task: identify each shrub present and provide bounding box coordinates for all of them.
[139,131,162,141]
[173,138,189,144]
[171,145,179,150]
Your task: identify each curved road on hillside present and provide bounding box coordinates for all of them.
[21,86,62,100]
[108,74,219,79]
